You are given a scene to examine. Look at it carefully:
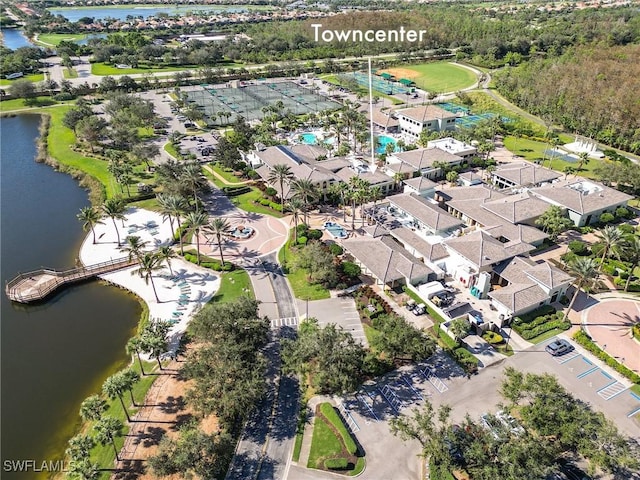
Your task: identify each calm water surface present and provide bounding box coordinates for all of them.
[1,29,34,49]
[49,4,251,22]
[0,115,141,479]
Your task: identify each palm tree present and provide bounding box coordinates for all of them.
[141,322,170,371]
[157,193,176,237]
[157,245,177,275]
[206,218,230,265]
[120,235,148,262]
[181,161,208,205]
[286,198,304,243]
[101,198,126,246]
[329,182,349,222]
[576,151,590,171]
[66,434,95,462]
[291,178,319,225]
[66,458,99,480]
[167,195,188,253]
[79,394,107,422]
[622,236,640,292]
[356,181,371,228]
[93,416,123,461]
[133,252,163,302]
[77,207,104,244]
[594,226,624,270]
[268,164,294,212]
[102,372,131,422]
[370,185,383,212]
[121,368,140,407]
[184,210,209,265]
[126,336,146,376]
[562,257,600,324]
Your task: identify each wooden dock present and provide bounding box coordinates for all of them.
[5,257,138,303]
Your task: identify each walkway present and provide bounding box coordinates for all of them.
[295,395,334,468]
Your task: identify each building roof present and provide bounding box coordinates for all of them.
[363,224,389,238]
[385,161,418,174]
[530,178,633,215]
[458,171,483,185]
[443,230,533,269]
[334,167,393,186]
[492,162,561,187]
[390,227,449,262]
[390,148,463,170]
[367,108,399,129]
[396,104,454,123]
[342,235,433,284]
[489,283,549,315]
[403,176,437,192]
[437,185,506,203]
[387,193,463,232]
[288,144,329,162]
[482,192,550,224]
[315,157,352,172]
[427,137,477,156]
[493,256,573,289]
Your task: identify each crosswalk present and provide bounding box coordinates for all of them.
[270,317,299,328]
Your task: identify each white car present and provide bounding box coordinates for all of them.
[496,410,525,436]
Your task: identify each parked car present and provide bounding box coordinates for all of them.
[545,339,574,357]
[496,410,525,436]
[413,303,426,315]
[480,413,502,440]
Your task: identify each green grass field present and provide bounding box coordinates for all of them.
[36,33,87,46]
[209,269,254,304]
[387,62,477,93]
[91,62,198,76]
[0,73,44,86]
[63,68,78,79]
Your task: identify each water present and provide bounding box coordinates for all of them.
[76,33,108,45]
[0,116,141,479]
[1,28,34,49]
[300,132,318,145]
[376,135,398,154]
[49,4,252,22]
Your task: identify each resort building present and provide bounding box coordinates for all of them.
[396,105,457,140]
[529,178,633,227]
[385,147,465,180]
[490,162,561,190]
[385,193,464,236]
[426,137,477,160]
[367,108,399,133]
[402,176,438,196]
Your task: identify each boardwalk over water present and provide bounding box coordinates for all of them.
[5,257,137,303]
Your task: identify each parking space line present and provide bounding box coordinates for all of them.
[627,405,640,418]
[558,352,581,364]
[581,356,594,366]
[577,366,599,379]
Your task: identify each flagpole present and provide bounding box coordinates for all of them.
[368,57,375,170]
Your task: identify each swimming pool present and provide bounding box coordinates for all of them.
[300,132,318,145]
[376,135,398,154]
[324,222,348,239]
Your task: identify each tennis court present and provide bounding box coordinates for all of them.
[184,81,341,126]
[455,112,511,128]
[342,72,412,95]
[438,102,470,114]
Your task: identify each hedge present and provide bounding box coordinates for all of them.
[512,308,571,340]
[324,458,349,470]
[183,253,234,271]
[319,403,357,455]
[221,185,251,196]
[573,331,640,384]
[613,277,640,291]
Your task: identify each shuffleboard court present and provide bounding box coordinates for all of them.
[379,62,477,93]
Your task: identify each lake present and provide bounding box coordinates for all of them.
[0,115,141,479]
[49,4,254,22]
[1,28,34,49]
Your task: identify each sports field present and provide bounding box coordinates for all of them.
[36,33,88,46]
[379,62,477,93]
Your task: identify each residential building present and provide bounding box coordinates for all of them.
[427,137,477,160]
[490,162,561,189]
[396,105,457,140]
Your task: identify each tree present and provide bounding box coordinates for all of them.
[77,206,104,244]
[206,218,230,265]
[9,78,35,103]
[286,198,304,243]
[93,416,123,462]
[282,319,365,394]
[293,241,337,287]
[594,225,624,270]
[76,116,107,153]
[390,400,453,468]
[449,317,471,341]
[66,434,95,462]
[66,458,99,480]
[328,182,349,222]
[446,170,459,186]
[101,198,126,246]
[102,371,132,422]
[370,314,436,362]
[79,394,107,422]
[121,368,140,407]
[126,336,146,376]
[213,136,242,169]
[499,366,525,406]
[141,321,170,371]
[157,245,177,276]
[132,252,164,302]
[291,178,320,225]
[181,161,208,205]
[120,235,147,262]
[184,210,209,265]
[577,151,590,170]
[535,205,573,240]
[622,236,640,292]
[63,105,93,133]
[562,257,599,324]
[268,164,294,212]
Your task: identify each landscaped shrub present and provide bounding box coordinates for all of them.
[616,207,631,219]
[573,331,640,384]
[482,331,504,344]
[268,201,282,212]
[307,229,323,240]
[453,347,479,371]
[259,198,270,206]
[568,240,589,256]
[614,276,640,291]
[221,185,251,196]
[329,243,344,256]
[297,236,308,245]
[319,403,357,455]
[602,264,617,276]
[342,261,361,278]
[324,458,349,470]
[599,212,615,224]
[265,186,277,197]
[618,223,636,234]
[633,323,640,341]
[512,307,571,340]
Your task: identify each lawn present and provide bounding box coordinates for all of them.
[202,166,226,189]
[231,187,284,218]
[526,327,568,345]
[208,269,254,304]
[36,33,87,46]
[210,163,246,184]
[163,141,181,159]
[0,97,58,111]
[0,73,44,86]
[63,68,79,79]
[279,234,331,301]
[91,62,198,76]
[384,61,477,93]
[306,413,345,469]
